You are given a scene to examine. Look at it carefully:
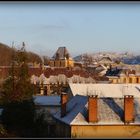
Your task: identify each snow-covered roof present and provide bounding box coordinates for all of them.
[53,95,88,125]
[53,95,140,125]
[34,95,60,106]
[98,56,113,64]
[107,76,119,78]
[69,83,140,98]
[119,73,126,77]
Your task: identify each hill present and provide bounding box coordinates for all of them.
[73,52,140,65]
[0,42,42,66]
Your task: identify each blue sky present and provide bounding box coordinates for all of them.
[0,2,140,57]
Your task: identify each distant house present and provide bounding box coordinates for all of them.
[95,64,108,77]
[0,66,96,95]
[34,95,60,114]
[34,95,61,122]
[52,84,140,138]
[106,67,140,84]
[34,95,61,137]
[49,47,74,68]
[98,56,113,66]
[30,68,96,95]
[85,64,109,80]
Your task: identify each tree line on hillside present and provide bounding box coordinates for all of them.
[0,45,50,137]
[0,43,50,66]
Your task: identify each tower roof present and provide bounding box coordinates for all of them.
[52,46,71,60]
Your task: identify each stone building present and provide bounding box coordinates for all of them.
[49,47,74,68]
[106,67,140,84]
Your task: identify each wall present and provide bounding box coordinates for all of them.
[60,60,66,67]
[35,105,60,122]
[54,121,71,137]
[138,77,140,83]
[35,105,60,137]
[67,59,74,67]
[49,60,54,67]
[112,78,118,84]
[109,76,140,84]
[49,59,74,68]
[71,125,140,138]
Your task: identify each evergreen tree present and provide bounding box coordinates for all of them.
[1,43,49,137]
[1,43,34,103]
[1,43,35,136]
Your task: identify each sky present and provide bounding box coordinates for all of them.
[0,2,140,57]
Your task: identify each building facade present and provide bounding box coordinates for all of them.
[49,47,74,68]
[53,84,140,138]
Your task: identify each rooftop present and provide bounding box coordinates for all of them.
[98,56,113,64]
[33,95,60,106]
[53,95,140,125]
[52,47,71,60]
[69,83,140,98]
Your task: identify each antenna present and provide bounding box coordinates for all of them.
[22,42,25,47]
[21,42,25,51]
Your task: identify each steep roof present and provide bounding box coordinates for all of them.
[52,47,71,60]
[53,95,140,125]
[98,56,113,64]
[54,95,88,125]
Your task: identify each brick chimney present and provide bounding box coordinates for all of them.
[88,95,98,123]
[124,95,134,123]
[61,92,68,117]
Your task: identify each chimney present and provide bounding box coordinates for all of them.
[61,92,68,117]
[88,95,98,123]
[124,95,134,123]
